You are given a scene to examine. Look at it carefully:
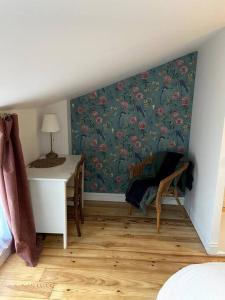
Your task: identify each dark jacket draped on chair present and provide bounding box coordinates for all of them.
[125,151,193,210]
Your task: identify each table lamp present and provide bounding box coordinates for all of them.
[41,113,60,159]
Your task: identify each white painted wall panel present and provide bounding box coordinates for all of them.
[186,28,225,253]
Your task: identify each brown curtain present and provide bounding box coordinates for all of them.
[0,114,41,266]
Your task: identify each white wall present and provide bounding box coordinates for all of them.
[38,100,70,156]
[7,109,40,165]
[186,28,225,254]
[5,100,71,165]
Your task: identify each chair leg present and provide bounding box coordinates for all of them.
[155,196,161,233]
[174,189,187,218]
[74,205,81,237]
[128,204,133,216]
[79,204,84,224]
[156,205,161,233]
[79,188,84,224]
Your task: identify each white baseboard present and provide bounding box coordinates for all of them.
[215,249,225,256]
[84,192,125,202]
[161,197,184,205]
[205,243,219,255]
[84,192,184,205]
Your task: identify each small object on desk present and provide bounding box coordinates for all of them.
[41,113,60,159]
[29,157,66,168]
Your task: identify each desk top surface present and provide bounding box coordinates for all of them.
[27,155,81,182]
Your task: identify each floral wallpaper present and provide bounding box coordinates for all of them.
[70,52,197,193]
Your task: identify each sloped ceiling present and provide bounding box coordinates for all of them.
[0,0,225,109]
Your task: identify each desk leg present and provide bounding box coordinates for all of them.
[63,183,68,249]
[63,232,67,249]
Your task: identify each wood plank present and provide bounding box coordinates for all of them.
[82,201,189,220]
[40,247,225,262]
[68,229,201,242]
[0,280,53,299]
[6,248,225,268]
[47,226,202,245]
[50,282,159,299]
[83,206,187,220]
[0,297,44,300]
[37,256,187,274]
[41,267,170,286]
[67,221,198,238]
[43,234,205,256]
[0,263,44,281]
[50,290,155,300]
[2,254,186,275]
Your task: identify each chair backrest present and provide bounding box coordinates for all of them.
[129,155,155,178]
[73,154,85,202]
[156,162,189,203]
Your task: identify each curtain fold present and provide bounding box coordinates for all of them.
[0,114,41,266]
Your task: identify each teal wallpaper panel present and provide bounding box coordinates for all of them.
[70,52,197,193]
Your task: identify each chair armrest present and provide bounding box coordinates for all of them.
[129,155,154,179]
[157,162,189,196]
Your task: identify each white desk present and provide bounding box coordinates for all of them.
[27,155,81,249]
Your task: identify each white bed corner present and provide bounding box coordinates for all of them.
[157,262,225,300]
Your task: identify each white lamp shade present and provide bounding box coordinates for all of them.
[41,114,60,133]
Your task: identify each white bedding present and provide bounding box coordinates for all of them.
[157,262,225,300]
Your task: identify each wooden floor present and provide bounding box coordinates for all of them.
[1,201,225,300]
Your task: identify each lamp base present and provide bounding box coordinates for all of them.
[46,151,58,159]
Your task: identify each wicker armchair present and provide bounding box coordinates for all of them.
[128,155,189,232]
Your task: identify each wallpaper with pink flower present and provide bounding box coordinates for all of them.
[70,52,197,193]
